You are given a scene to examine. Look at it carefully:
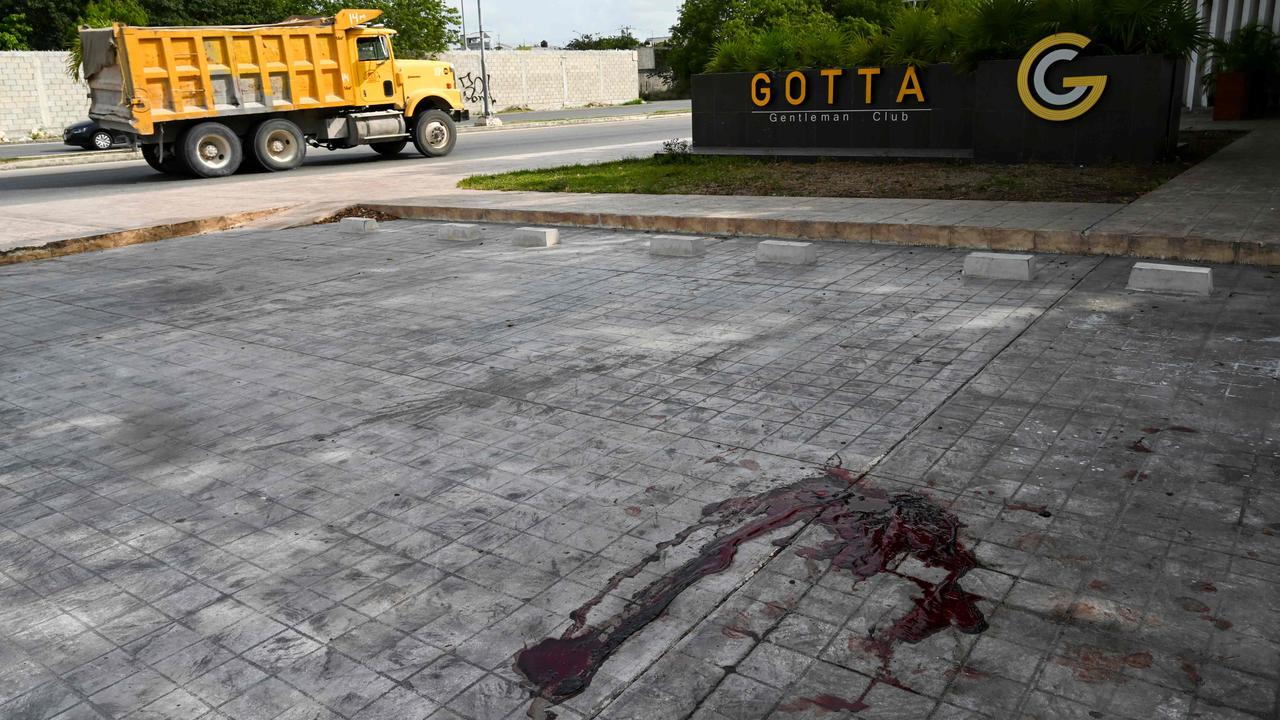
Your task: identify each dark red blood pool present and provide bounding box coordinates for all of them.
[514,466,987,708]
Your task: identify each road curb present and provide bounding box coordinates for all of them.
[0,206,289,266]
[0,148,142,171]
[360,201,1280,267]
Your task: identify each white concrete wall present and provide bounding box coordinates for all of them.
[435,50,639,113]
[0,52,90,141]
[0,49,640,139]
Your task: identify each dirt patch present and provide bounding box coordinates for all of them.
[315,205,400,224]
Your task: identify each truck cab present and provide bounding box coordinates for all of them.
[345,25,465,122]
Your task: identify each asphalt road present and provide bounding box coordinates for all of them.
[1,114,691,196]
[1,114,693,249]
[0,100,690,160]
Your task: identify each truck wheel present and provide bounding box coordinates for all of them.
[251,119,306,172]
[181,122,242,178]
[142,144,165,172]
[411,110,456,157]
[141,143,186,175]
[370,140,407,156]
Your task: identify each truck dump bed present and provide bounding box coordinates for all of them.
[83,11,378,136]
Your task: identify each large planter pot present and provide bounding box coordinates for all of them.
[1213,71,1250,120]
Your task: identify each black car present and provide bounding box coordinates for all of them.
[63,120,133,151]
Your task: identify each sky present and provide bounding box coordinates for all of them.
[453,0,683,47]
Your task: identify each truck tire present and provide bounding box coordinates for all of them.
[411,110,456,158]
[370,140,407,156]
[250,118,306,172]
[141,144,165,172]
[181,122,242,178]
[141,143,186,175]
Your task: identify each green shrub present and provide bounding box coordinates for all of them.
[1204,24,1280,76]
[795,22,857,67]
[702,0,1206,74]
[884,8,943,65]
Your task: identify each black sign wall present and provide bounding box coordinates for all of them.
[691,46,1184,164]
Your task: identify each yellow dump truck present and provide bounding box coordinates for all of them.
[80,8,468,177]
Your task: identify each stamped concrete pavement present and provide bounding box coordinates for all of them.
[0,222,1275,719]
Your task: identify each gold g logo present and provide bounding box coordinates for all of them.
[1017,33,1107,121]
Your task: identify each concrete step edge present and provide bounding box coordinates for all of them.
[0,148,142,171]
[0,206,290,266]
[360,202,1280,267]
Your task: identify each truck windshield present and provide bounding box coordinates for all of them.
[356,36,389,62]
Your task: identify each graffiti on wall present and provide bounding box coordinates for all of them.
[457,72,496,105]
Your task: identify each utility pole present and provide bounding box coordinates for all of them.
[474,0,500,125]
[459,0,466,50]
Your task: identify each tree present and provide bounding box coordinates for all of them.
[79,0,147,29]
[564,27,641,50]
[0,11,31,49]
[667,0,821,86]
[68,0,147,78]
[4,0,459,53]
[666,0,731,87]
[314,0,459,57]
[0,0,80,50]
[665,0,905,86]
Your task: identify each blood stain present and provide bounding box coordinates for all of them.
[721,624,759,640]
[1178,597,1211,613]
[513,464,987,710]
[1167,426,1197,433]
[762,600,794,619]
[777,694,869,713]
[739,459,761,471]
[1128,439,1154,453]
[1142,426,1163,434]
[1205,616,1233,630]
[1088,579,1110,591]
[624,506,643,517]
[1057,646,1153,683]
[944,666,990,681]
[1177,655,1203,685]
[1192,581,1218,593]
[1003,500,1052,518]
[1012,532,1042,552]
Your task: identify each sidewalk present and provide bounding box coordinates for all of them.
[2,118,1277,267]
[363,119,1280,266]
[1091,118,1280,251]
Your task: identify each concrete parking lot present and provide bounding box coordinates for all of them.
[0,221,1275,719]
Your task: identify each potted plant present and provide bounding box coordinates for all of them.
[1204,24,1280,120]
